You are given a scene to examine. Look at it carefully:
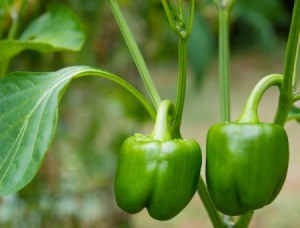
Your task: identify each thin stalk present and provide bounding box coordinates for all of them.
[274,0,300,125]
[218,8,230,122]
[108,0,161,109]
[292,35,300,90]
[172,39,187,138]
[197,176,226,228]
[177,0,184,18]
[235,212,254,228]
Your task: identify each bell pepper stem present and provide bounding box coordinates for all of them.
[151,100,174,141]
[235,211,254,228]
[197,176,226,227]
[108,0,161,109]
[237,74,283,123]
[274,0,300,126]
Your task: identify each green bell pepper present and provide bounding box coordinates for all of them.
[114,100,202,220]
[206,74,289,216]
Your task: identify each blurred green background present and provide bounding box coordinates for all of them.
[1,0,299,227]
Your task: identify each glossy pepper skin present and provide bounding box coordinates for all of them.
[206,123,289,215]
[206,75,289,216]
[114,100,202,220]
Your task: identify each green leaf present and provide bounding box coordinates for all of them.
[287,105,300,123]
[0,66,87,195]
[0,66,154,195]
[0,4,85,62]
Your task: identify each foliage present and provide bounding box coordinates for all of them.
[0,0,298,227]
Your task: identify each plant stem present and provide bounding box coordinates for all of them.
[197,176,226,228]
[274,0,300,126]
[75,68,157,120]
[237,74,283,123]
[292,35,300,90]
[172,39,187,138]
[151,100,174,140]
[218,8,230,122]
[108,0,161,109]
[235,212,254,228]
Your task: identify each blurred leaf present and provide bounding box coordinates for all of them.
[0,66,121,195]
[188,11,214,85]
[0,0,13,10]
[233,0,289,50]
[287,106,300,123]
[0,4,85,62]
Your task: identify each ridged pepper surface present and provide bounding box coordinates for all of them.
[115,100,202,220]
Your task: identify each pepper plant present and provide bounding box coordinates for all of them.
[0,0,300,227]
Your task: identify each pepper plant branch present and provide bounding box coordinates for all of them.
[218,8,231,123]
[177,0,183,17]
[161,0,177,31]
[274,0,300,126]
[108,0,161,109]
[161,0,194,39]
[292,35,300,91]
[173,39,187,138]
[197,176,225,227]
[235,211,254,228]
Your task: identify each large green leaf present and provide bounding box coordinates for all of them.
[0,66,87,195]
[0,66,153,195]
[0,4,85,62]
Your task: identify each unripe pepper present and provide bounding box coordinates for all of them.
[206,74,289,216]
[114,100,202,220]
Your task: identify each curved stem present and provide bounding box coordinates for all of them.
[74,68,156,120]
[151,100,174,141]
[218,8,231,122]
[108,0,161,109]
[274,0,300,126]
[237,74,283,123]
[235,211,254,228]
[172,39,187,138]
[197,176,226,228]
